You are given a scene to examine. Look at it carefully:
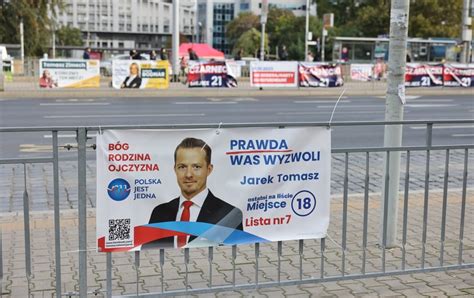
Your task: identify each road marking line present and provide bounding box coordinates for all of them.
[174,101,237,105]
[404,104,456,108]
[43,134,98,138]
[208,97,258,102]
[410,125,474,130]
[294,100,352,103]
[377,95,420,100]
[44,113,205,119]
[452,134,474,137]
[40,103,110,106]
[278,111,383,115]
[317,105,384,109]
[54,98,96,102]
[407,99,454,102]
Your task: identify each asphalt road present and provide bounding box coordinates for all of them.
[0,94,473,159]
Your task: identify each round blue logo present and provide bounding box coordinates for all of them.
[107,178,131,201]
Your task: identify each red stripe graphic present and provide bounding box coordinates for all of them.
[225,150,293,155]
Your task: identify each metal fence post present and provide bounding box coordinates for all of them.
[77,128,88,297]
[52,131,62,298]
[22,164,32,295]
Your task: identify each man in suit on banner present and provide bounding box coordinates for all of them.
[145,137,243,249]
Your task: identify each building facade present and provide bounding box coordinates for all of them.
[57,0,196,50]
[197,0,316,55]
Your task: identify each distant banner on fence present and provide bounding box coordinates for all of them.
[225,60,242,78]
[39,59,100,88]
[250,61,298,87]
[350,64,373,81]
[299,63,344,87]
[405,63,443,87]
[187,61,237,87]
[443,64,474,87]
[112,60,170,89]
[96,127,331,251]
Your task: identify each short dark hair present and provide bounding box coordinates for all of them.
[174,138,211,165]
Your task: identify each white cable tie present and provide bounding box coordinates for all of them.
[216,122,223,135]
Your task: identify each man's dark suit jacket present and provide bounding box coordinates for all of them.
[121,76,142,88]
[143,191,243,249]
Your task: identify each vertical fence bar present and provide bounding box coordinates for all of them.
[255,243,260,287]
[277,241,282,283]
[402,151,410,271]
[320,238,325,279]
[458,148,468,265]
[52,131,62,298]
[159,249,165,292]
[382,151,391,273]
[232,245,237,287]
[299,240,304,280]
[135,251,140,296]
[342,152,349,276]
[421,123,433,269]
[0,225,3,296]
[362,152,370,274]
[184,248,189,291]
[440,149,450,266]
[22,164,32,294]
[77,127,88,297]
[208,247,213,288]
[106,252,112,298]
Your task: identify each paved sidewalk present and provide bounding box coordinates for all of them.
[1,77,473,99]
[1,188,472,297]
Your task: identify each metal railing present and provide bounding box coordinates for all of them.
[0,119,473,297]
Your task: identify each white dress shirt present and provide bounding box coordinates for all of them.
[125,75,137,87]
[174,189,208,247]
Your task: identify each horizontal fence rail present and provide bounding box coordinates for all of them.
[0,120,472,297]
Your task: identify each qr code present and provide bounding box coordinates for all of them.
[108,218,131,241]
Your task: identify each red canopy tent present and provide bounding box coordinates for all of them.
[179,43,225,60]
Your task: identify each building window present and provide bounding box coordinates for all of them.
[240,3,249,10]
[119,42,124,48]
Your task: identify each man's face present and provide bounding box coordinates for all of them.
[174,147,213,200]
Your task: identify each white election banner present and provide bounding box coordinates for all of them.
[350,64,373,81]
[250,61,298,88]
[39,59,100,88]
[96,127,331,252]
[112,60,170,89]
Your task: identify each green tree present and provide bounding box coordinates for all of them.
[408,0,462,38]
[233,28,268,58]
[0,0,63,56]
[346,0,462,38]
[56,26,83,46]
[225,12,260,50]
[266,7,297,49]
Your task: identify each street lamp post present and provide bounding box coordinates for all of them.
[304,0,310,61]
[197,22,202,43]
[172,0,180,82]
[260,0,268,61]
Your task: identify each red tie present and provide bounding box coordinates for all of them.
[178,201,193,247]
